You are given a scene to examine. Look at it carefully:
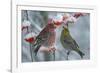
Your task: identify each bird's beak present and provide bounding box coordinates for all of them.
[63,26,64,28]
[63,25,67,29]
[63,26,66,29]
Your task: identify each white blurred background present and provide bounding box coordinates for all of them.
[0,0,100,73]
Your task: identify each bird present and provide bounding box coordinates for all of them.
[32,17,62,56]
[60,26,85,60]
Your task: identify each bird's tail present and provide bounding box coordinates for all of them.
[77,50,85,58]
[34,46,41,56]
[32,44,41,56]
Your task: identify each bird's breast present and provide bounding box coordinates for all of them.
[43,31,56,47]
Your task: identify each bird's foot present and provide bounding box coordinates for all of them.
[48,47,56,53]
[66,51,70,60]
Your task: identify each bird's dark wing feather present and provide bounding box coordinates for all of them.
[73,39,79,48]
[32,27,50,55]
[63,34,79,49]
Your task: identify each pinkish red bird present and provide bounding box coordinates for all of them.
[32,18,62,55]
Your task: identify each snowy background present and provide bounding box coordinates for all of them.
[21,10,90,62]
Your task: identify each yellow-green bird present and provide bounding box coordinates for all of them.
[60,26,85,60]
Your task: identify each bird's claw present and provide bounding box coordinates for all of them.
[48,47,56,53]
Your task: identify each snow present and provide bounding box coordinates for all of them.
[62,13,77,26]
[24,32,37,39]
[22,20,31,27]
[53,14,63,23]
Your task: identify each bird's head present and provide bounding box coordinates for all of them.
[52,21,62,28]
[63,26,69,32]
[62,26,69,35]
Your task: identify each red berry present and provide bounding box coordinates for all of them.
[25,37,35,43]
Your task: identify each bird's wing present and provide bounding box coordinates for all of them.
[73,39,79,48]
[32,27,50,55]
[63,33,79,49]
